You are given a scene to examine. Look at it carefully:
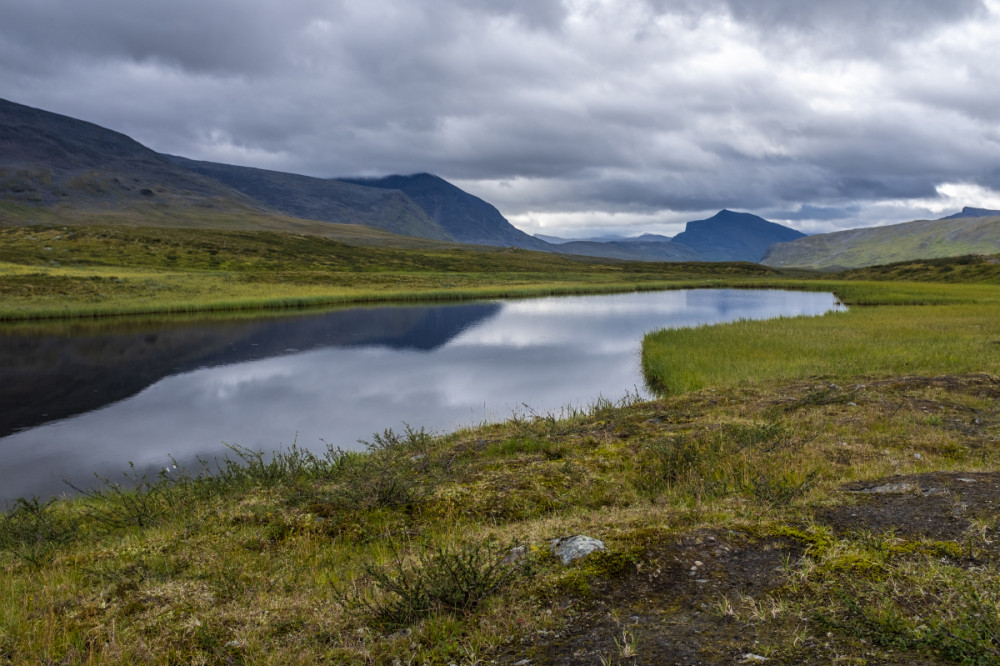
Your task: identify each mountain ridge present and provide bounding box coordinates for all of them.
[940,206,1000,220]
[338,173,553,251]
[162,156,455,241]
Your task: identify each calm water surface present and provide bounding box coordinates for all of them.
[0,289,843,503]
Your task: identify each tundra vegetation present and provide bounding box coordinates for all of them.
[3,225,1000,663]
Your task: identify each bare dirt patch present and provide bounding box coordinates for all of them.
[507,530,806,665]
[815,471,1000,542]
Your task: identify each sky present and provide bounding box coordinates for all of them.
[3,0,1000,238]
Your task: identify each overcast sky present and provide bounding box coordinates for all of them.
[3,0,1000,237]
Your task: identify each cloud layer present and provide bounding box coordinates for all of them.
[2,0,999,236]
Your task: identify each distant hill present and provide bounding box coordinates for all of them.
[940,206,1000,220]
[339,173,552,251]
[536,232,673,245]
[163,156,454,241]
[763,215,1000,269]
[633,233,673,243]
[670,210,806,262]
[534,234,573,244]
[554,239,703,262]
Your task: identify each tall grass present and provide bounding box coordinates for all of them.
[643,282,1000,394]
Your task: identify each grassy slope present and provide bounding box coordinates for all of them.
[763,216,1000,269]
[161,156,457,242]
[6,242,1000,662]
[0,201,457,248]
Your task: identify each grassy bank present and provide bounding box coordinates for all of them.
[0,224,794,320]
[642,281,1000,395]
[3,375,1000,664]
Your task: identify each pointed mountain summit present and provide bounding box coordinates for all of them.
[338,173,552,251]
[671,210,806,262]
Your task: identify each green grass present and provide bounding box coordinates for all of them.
[642,281,1000,395]
[0,224,796,320]
[3,375,1000,663]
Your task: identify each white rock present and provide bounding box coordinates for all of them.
[550,535,606,565]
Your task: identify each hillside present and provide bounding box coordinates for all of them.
[163,156,455,241]
[763,215,1000,269]
[339,173,553,251]
[0,99,458,248]
[670,209,805,262]
[0,98,264,211]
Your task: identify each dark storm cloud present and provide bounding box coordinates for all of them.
[0,0,330,74]
[1,0,998,234]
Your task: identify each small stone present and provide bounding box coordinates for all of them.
[513,660,532,666]
[694,579,709,584]
[501,545,527,565]
[914,453,923,460]
[740,655,770,663]
[694,560,704,567]
[550,535,606,565]
[958,478,976,483]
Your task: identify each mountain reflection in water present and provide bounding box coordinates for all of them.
[0,290,843,504]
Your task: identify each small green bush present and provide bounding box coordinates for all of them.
[341,540,531,629]
[0,497,76,568]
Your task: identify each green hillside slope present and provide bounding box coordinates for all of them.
[763,216,1000,269]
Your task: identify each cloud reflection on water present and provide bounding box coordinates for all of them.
[0,289,842,503]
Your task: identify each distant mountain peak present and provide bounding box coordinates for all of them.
[337,173,552,251]
[939,206,1000,220]
[672,210,805,262]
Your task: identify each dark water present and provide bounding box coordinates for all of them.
[0,289,843,503]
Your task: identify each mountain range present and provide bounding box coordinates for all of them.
[7,97,995,269]
[0,97,814,263]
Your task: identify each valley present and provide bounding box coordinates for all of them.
[4,97,1000,664]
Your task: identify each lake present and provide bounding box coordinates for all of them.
[0,288,844,504]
